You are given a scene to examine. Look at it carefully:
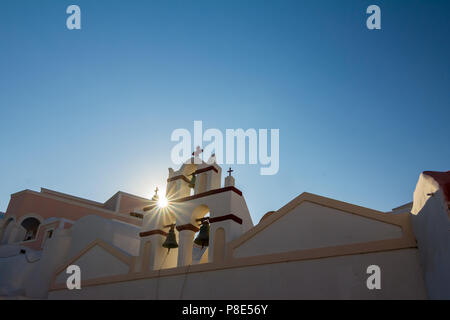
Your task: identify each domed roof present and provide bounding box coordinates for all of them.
[259,210,276,224]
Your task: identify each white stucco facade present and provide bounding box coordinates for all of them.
[0,164,448,300]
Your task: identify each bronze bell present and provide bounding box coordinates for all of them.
[189,173,196,189]
[162,225,178,251]
[194,220,209,248]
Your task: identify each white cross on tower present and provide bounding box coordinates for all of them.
[192,146,203,157]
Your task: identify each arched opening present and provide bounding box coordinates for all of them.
[21,217,41,241]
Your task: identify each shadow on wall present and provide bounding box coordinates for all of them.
[411,194,450,299]
[67,215,141,260]
[0,245,41,297]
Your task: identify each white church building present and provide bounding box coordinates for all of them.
[0,153,449,299]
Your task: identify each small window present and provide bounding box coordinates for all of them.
[41,229,54,249]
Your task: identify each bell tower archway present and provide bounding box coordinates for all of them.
[139,159,253,271]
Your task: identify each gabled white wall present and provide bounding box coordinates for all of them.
[48,248,427,300]
[54,245,130,284]
[67,215,140,260]
[234,201,403,258]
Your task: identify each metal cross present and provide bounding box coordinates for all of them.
[192,146,203,157]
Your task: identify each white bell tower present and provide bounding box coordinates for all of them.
[137,150,253,272]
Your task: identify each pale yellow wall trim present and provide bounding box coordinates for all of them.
[49,235,416,291]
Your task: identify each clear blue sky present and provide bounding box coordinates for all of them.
[1,0,449,222]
